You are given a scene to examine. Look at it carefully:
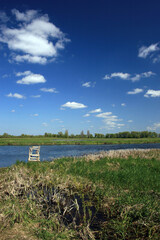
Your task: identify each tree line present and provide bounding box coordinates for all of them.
[0,131,159,138]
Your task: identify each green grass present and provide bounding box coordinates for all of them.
[0,137,160,145]
[0,150,160,239]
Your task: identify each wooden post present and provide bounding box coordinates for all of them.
[28,146,40,161]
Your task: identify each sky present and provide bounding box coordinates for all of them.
[0,0,160,135]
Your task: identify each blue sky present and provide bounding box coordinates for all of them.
[0,0,160,135]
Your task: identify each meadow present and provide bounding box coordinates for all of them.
[0,137,160,146]
[0,149,160,239]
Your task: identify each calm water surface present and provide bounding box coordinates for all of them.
[0,143,160,168]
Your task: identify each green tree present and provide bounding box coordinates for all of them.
[64,130,69,138]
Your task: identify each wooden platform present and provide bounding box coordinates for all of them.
[28,146,40,161]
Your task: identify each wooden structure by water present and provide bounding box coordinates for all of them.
[28,146,40,161]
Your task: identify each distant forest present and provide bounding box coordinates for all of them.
[0,131,159,138]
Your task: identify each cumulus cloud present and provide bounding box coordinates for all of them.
[61,102,87,109]
[12,9,37,22]
[83,113,90,117]
[6,93,25,99]
[82,82,91,87]
[96,112,124,129]
[147,122,160,131]
[128,120,133,123]
[121,103,126,107]
[96,111,124,129]
[13,54,48,64]
[89,108,102,113]
[144,89,160,98]
[11,109,15,113]
[138,43,159,58]
[103,120,124,129]
[16,71,46,84]
[127,88,143,95]
[96,112,112,118]
[16,71,31,76]
[104,72,130,80]
[0,9,70,64]
[104,71,155,82]
[82,82,96,88]
[40,88,58,93]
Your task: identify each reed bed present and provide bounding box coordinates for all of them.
[83,148,160,161]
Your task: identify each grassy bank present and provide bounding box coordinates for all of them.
[0,137,160,146]
[0,149,160,239]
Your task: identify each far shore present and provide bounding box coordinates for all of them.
[0,137,160,146]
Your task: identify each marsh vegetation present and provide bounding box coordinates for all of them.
[0,137,160,146]
[0,149,160,239]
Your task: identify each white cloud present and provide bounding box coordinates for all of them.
[16,71,32,76]
[0,9,70,64]
[17,72,46,85]
[130,74,141,82]
[61,101,87,109]
[82,81,96,88]
[104,72,130,80]
[96,111,124,129]
[12,9,37,22]
[147,122,160,131]
[104,71,155,82]
[102,119,124,129]
[33,113,38,116]
[31,95,41,98]
[96,112,112,118]
[6,93,25,99]
[121,103,126,107]
[153,55,160,63]
[144,89,160,98]
[11,109,15,112]
[40,88,58,93]
[82,82,91,87]
[103,117,124,129]
[89,108,102,113]
[138,43,159,58]
[128,120,133,123]
[13,54,48,64]
[142,71,155,78]
[127,88,143,95]
[83,113,90,117]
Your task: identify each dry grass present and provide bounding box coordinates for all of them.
[83,148,160,161]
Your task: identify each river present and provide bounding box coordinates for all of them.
[0,143,160,168]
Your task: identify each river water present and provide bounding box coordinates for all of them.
[0,143,160,168]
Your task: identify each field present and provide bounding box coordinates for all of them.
[0,149,160,239]
[0,137,160,146]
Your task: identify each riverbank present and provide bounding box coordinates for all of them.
[0,149,160,239]
[0,137,160,146]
